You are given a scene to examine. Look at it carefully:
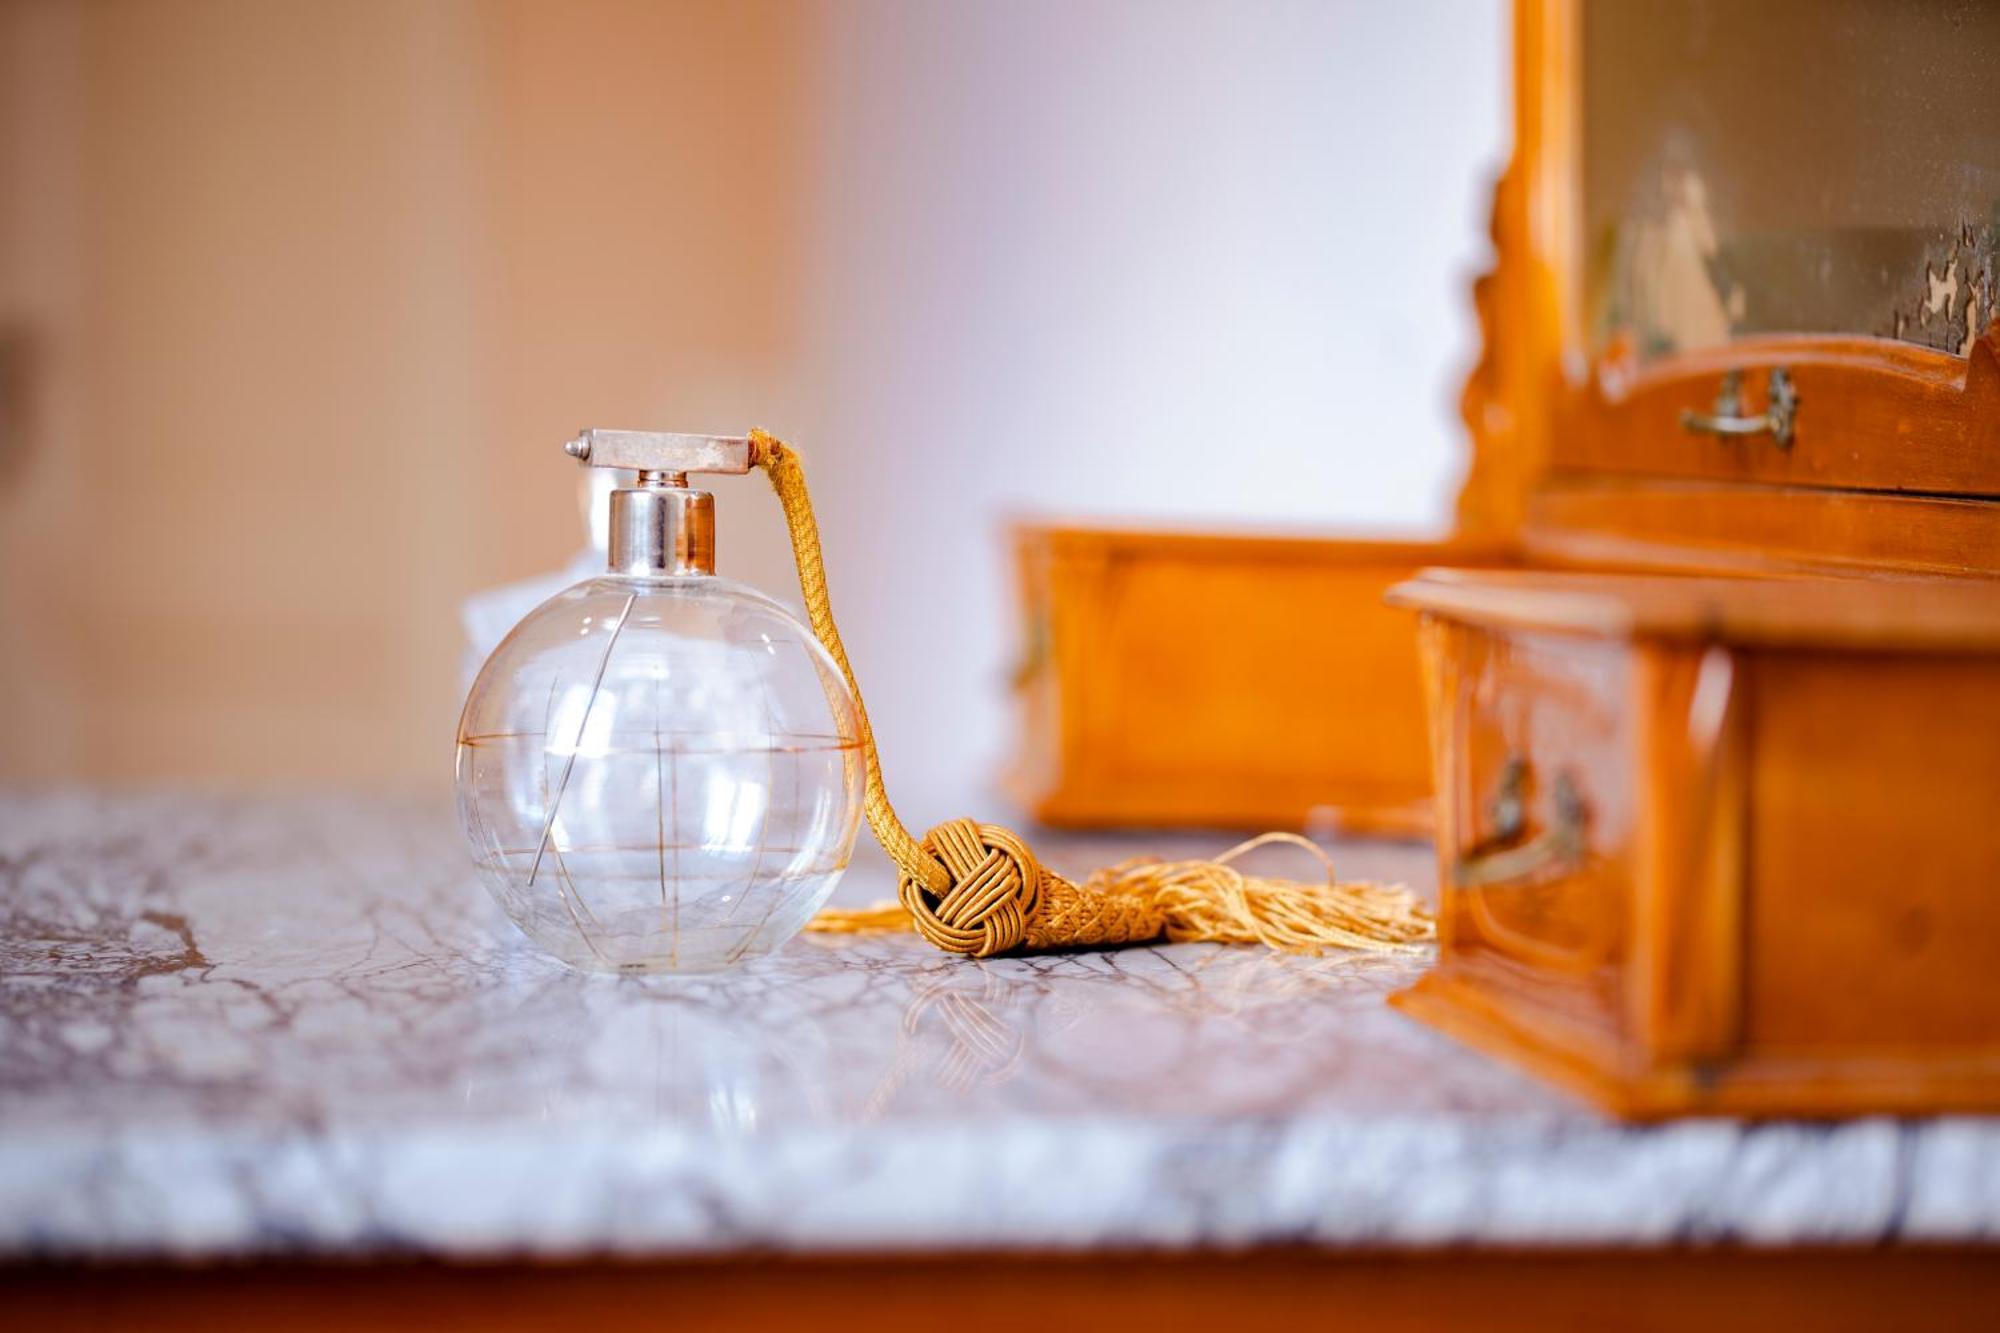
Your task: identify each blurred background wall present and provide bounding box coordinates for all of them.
[0,0,1503,826]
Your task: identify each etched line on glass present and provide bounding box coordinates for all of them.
[527,591,637,894]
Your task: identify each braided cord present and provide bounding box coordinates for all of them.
[751,432,949,895]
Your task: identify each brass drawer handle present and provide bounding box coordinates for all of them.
[1680,366,1798,448]
[1452,757,1589,889]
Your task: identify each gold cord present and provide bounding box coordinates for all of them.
[748,429,1434,959]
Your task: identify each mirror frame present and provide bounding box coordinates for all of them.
[1457,0,1999,578]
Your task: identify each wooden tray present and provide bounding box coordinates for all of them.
[1006,527,1506,837]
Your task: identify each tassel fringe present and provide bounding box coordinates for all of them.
[809,832,1433,956]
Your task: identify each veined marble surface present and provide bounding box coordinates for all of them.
[1,790,1996,1260]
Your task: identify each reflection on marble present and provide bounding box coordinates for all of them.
[1,791,1996,1259]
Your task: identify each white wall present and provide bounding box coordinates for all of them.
[769,0,1507,828]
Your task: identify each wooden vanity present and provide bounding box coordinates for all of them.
[1014,0,2000,1117]
[1390,0,2000,1118]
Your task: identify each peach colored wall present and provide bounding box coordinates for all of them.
[0,0,812,789]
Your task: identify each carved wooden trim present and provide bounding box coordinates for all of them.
[1454,0,1578,542]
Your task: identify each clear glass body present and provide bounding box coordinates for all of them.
[455,574,864,974]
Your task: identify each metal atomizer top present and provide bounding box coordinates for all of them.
[562,429,756,578]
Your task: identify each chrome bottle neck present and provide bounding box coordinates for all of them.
[607,477,714,577]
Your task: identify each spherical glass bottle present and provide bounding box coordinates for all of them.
[455,447,863,974]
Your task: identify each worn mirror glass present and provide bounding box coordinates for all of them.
[1583,0,1999,363]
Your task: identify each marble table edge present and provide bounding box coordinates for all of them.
[5,1112,1999,1261]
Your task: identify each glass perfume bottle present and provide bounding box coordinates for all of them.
[456,431,864,974]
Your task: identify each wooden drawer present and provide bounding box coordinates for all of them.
[1423,621,1636,1053]
[1548,334,2000,499]
[1390,568,2000,1119]
[1006,527,1505,837]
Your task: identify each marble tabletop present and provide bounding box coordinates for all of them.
[2,790,1996,1261]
